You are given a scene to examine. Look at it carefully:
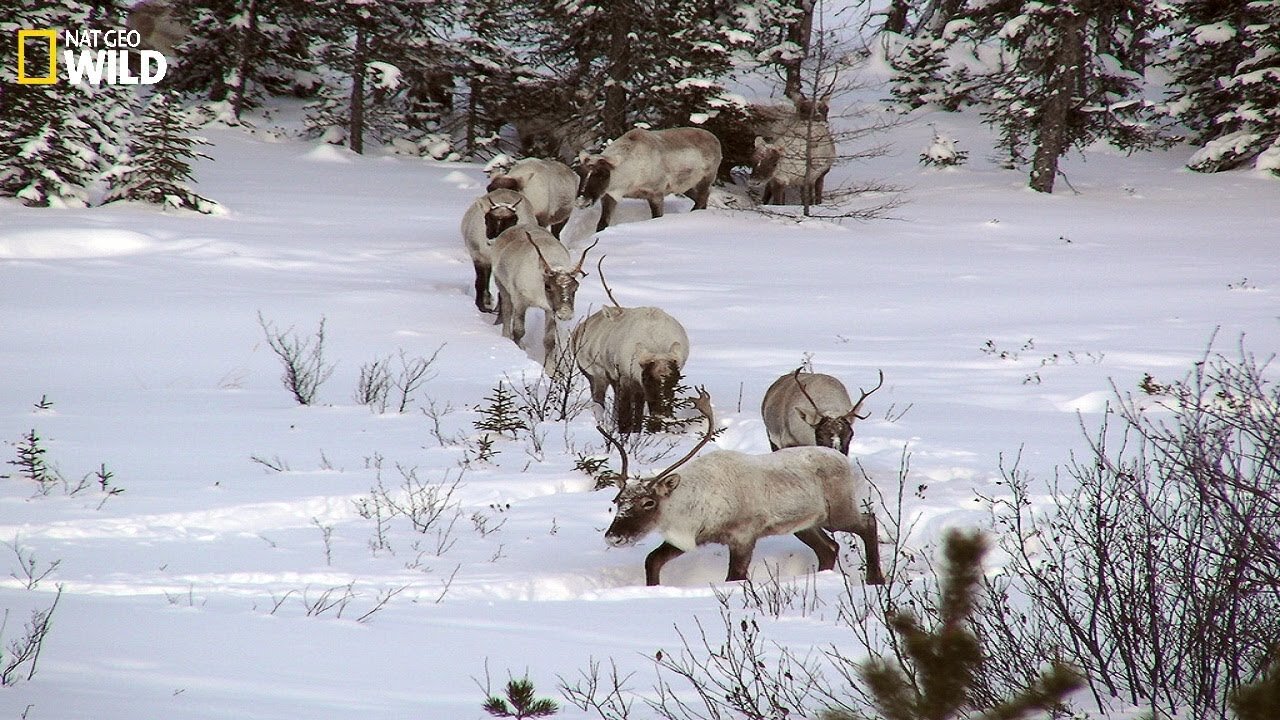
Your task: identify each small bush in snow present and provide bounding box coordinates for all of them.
[0,585,63,686]
[483,677,560,719]
[920,129,968,168]
[6,429,58,493]
[474,382,528,438]
[356,346,444,414]
[4,425,122,507]
[258,313,336,406]
[829,530,1082,720]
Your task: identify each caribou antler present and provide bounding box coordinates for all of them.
[791,366,821,411]
[849,370,885,420]
[653,387,716,481]
[596,255,622,308]
[596,424,630,494]
[527,232,553,272]
[572,238,600,277]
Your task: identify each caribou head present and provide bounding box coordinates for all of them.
[529,235,597,321]
[484,199,523,239]
[574,154,615,208]
[793,368,883,455]
[600,388,715,547]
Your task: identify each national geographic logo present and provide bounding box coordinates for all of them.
[16,27,167,86]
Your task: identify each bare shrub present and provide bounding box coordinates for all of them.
[508,341,591,425]
[1,585,63,686]
[353,456,465,556]
[5,537,60,590]
[356,346,444,414]
[974,341,1280,719]
[258,312,335,405]
[650,611,829,720]
[559,657,637,720]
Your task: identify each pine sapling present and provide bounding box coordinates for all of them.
[474,382,528,438]
[6,430,59,494]
[483,677,559,719]
[104,92,219,213]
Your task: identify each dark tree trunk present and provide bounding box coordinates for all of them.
[349,21,366,154]
[884,0,909,34]
[782,0,815,99]
[466,75,480,155]
[1030,10,1085,193]
[230,0,259,122]
[603,7,632,139]
[922,0,965,35]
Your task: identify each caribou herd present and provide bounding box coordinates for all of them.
[455,95,886,587]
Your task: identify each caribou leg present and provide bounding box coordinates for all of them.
[646,194,664,219]
[541,313,558,373]
[689,177,713,210]
[857,512,885,585]
[615,379,644,434]
[496,283,512,332]
[645,542,685,586]
[595,195,617,232]
[473,261,493,312]
[794,527,839,572]
[508,303,526,346]
[726,539,758,582]
[814,169,830,204]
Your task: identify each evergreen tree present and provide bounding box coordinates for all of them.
[0,1,129,207]
[304,0,455,154]
[166,0,318,116]
[884,1,1171,191]
[527,1,764,141]
[103,93,219,213]
[455,0,537,158]
[1165,0,1280,174]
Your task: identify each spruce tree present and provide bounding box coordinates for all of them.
[884,0,1171,192]
[304,0,455,153]
[103,92,219,213]
[0,1,128,207]
[166,0,318,116]
[1165,0,1280,174]
[527,1,763,140]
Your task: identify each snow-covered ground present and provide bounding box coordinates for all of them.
[1,106,1276,719]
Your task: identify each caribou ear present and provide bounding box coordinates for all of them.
[655,474,681,497]
[795,406,821,426]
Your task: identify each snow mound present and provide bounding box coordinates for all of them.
[0,228,156,259]
[302,143,356,163]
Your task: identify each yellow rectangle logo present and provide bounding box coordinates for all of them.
[17,29,59,85]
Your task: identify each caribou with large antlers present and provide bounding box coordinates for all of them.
[600,389,884,586]
[492,227,597,372]
[761,368,884,454]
